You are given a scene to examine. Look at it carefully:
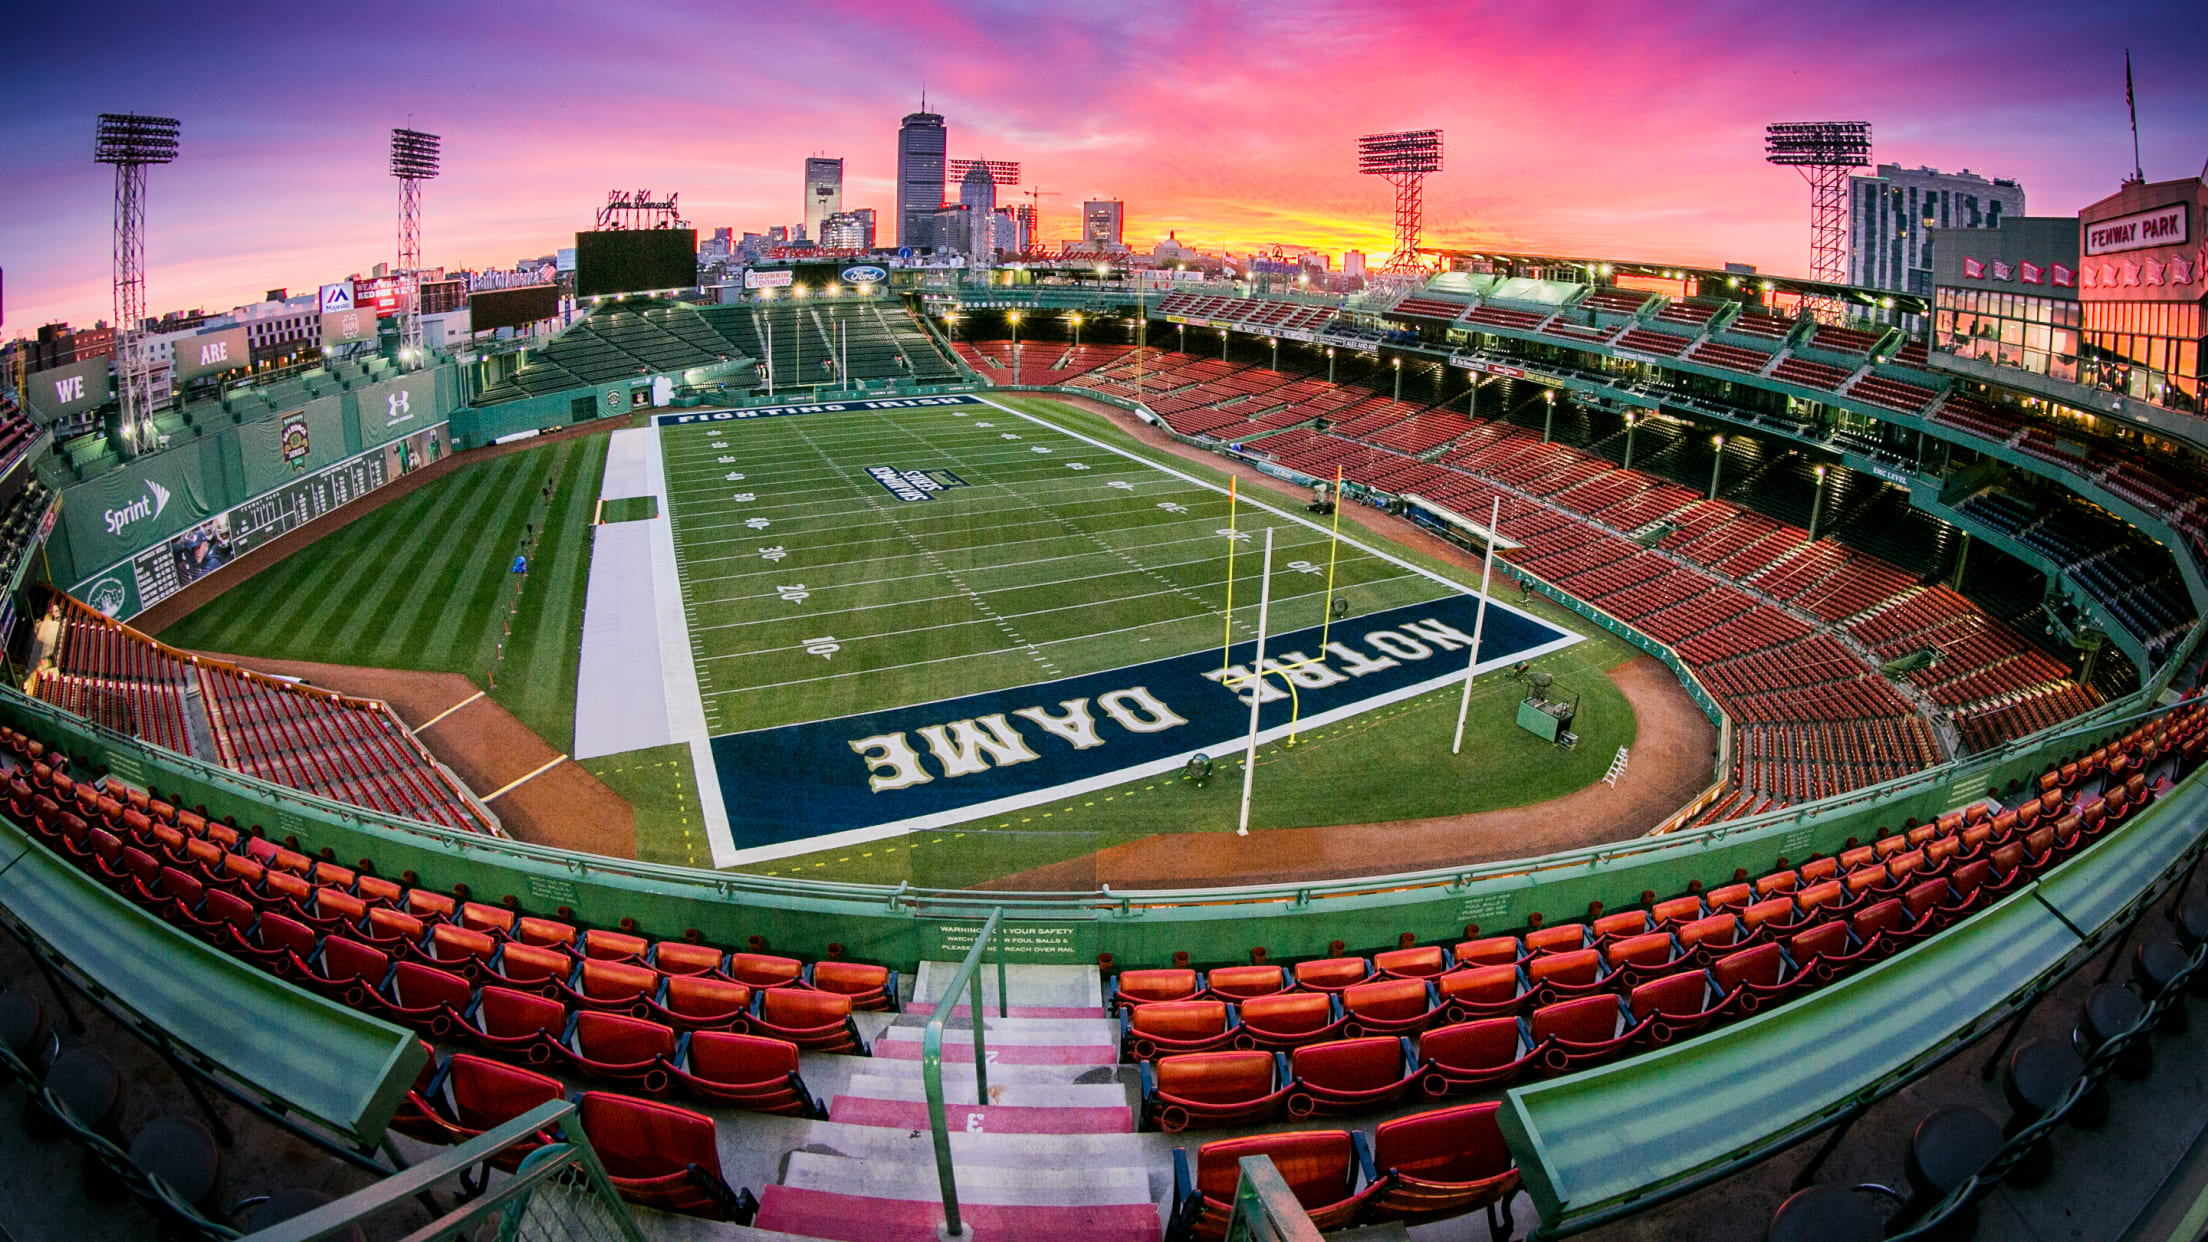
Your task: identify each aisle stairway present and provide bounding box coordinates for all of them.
[748,962,1165,1241]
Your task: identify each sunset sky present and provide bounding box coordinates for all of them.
[2,0,2202,332]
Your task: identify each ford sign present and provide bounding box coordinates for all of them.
[841,265,888,285]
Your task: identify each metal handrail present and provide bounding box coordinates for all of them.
[1224,1154,1328,1242]
[242,1099,644,1242]
[920,906,1009,1237]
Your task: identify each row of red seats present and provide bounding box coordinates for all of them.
[1169,1103,1519,1239]
[196,665,479,832]
[1581,288,1652,316]
[1390,297,1471,322]
[1654,301,1723,329]
[1847,373,1937,414]
[1124,767,2162,1130]
[1687,339,1773,374]
[1727,311,1797,341]
[1614,327,1694,357]
[1810,324,1883,355]
[1770,356,1854,391]
[1956,684,2110,754]
[1464,304,1545,332]
[40,611,193,756]
[1930,393,2024,443]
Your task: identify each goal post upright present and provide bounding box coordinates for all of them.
[1451,496,1502,755]
[1236,526,1277,837]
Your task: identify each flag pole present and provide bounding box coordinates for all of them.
[2127,49,2144,184]
[1451,497,1501,755]
[1237,526,1276,836]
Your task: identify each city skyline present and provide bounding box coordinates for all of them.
[2,0,2203,330]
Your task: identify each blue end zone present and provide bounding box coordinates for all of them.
[709,591,1576,851]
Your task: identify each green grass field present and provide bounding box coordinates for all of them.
[153,434,607,749]
[658,394,1640,883]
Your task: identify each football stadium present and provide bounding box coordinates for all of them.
[3,33,2208,1242]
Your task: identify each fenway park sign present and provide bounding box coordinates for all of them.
[2085,202,2190,256]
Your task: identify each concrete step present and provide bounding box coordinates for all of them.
[904,999,1103,1020]
[880,1015,1119,1043]
[755,1185,1160,1242]
[857,1057,1130,1086]
[838,1075,1129,1108]
[871,1036,1118,1066]
[912,960,1101,1011]
[782,1151,1152,1206]
[769,1118,1154,1167]
[827,1096,1133,1134]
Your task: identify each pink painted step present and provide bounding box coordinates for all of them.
[905,1000,1104,1020]
[757,1185,1160,1242]
[872,1038,1117,1065]
[829,1095,1133,1133]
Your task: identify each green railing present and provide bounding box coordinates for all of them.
[921,906,1010,1237]
[1224,1154,1328,1241]
[242,1100,643,1242]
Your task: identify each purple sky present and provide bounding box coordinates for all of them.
[3,0,2202,331]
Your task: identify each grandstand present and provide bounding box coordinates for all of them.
[471,297,956,406]
[25,595,494,834]
[8,209,2208,1242]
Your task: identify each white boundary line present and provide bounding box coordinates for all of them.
[413,690,484,734]
[639,422,740,867]
[676,394,1583,866]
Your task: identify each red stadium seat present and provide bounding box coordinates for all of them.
[639,975,755,1032]
[1340,978,1443,1037]
[552,1011,676,1091]
[1114,968,1202,1009]
[459,987,567,1063]
[665,1031,820,1117]
[358,962,474,1036]
[1142,1050,1294,1131]
[648,941,726,978]
[1531,995,1650,1072]
[390,1055,563,1170]
[749,988,864,1054]
[1204,964,1290,1002]
[807,960,896,1011]
[1292,956,1377,994]
[292,936,390,1006]
[1373,945,1450,979]
[724,952,804,989]
[555,959,661,1014]
[1125,1000,1239,1060]
[571,1092,755,1221]
[1628,970,1744,1041]
[1435,964,1530,1021]
[1415,1018,1541,1096]
[1368,1102,1523,1226]
[1234,992,1347,1052]
[1170,1129,1381,1240]
[1287,1036,1417,1117]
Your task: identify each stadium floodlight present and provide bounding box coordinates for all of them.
[96,113,180,447]
[391,128,442,357]
[1359,129,1443,274]
[1765,121,1870,309]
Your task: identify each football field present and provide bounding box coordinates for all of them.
[635,393,1583,863]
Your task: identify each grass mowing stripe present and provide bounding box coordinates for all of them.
[325,462,506,660]
[496,437,603,746]
[382,457,527,666]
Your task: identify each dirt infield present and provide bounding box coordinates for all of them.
[982,655,1715,890]
[188,652,637,860]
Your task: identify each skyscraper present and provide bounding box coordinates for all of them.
[804,157,844,244]
[896,106,946,248]
[1084,200,1125,247]
[959,164,997,260]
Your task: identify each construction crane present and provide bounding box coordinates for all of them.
[1020,188,1060,255]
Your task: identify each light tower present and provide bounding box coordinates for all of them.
[390,127,441,359]
[1764,121,1871,303]
[94,113,180,443]
[1358,129,1443,274]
